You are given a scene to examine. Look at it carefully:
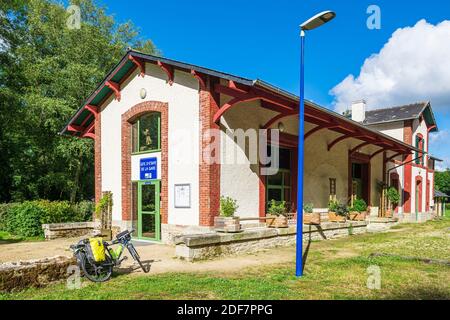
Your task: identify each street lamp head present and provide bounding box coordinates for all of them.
[300,10,336,31]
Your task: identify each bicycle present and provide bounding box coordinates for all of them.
[70,229,150,283]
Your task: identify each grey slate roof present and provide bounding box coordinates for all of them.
[363,102,429,125]
[434,190,449,198]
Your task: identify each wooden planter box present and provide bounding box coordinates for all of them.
[214,216,241,233]
[349,211,367,221]
[328,212,346,223]
[266,214,288,228]
[303,213,321,225]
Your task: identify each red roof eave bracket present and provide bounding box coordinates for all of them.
[157,61,174,85]
[129,54,145,77]
[105,80,121,101]
[191,70,206,90]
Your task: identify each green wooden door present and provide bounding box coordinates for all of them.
[138,180,160,241]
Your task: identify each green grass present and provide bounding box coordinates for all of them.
[0,231,43,243]
[445,204,450,218]
[1,219,449,300]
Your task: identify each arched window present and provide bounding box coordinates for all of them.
[131,112,161,153]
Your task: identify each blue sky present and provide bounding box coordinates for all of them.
[97,0,450,168]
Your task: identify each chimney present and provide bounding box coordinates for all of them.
[351,100,366,122]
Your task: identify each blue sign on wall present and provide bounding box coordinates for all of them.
[140,157,157,180]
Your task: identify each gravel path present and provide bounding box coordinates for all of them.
[0,237,296,275]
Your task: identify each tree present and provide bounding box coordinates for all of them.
[435,169,450,196]
[0,0,158,202]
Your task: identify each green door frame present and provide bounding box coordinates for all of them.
[137,180,161,241]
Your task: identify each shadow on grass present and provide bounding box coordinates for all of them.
[382,286,450,300]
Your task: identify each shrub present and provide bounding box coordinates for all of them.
[0,203,18,230]
[6,202,45,237]
[268,200,287,216]
[73,201,94,222]
[303,203,314,214]
[220,196,239,217]
[387,187,400,205]
[0,200,94,238]
[328,200,339,212]
[351,198,367,213]
[335,203,349,217]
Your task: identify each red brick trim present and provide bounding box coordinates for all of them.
[258,168,266,217]
[199,77,220,226]
[94,111,102,203]
[121,101,168,223]
[403,120,413,213]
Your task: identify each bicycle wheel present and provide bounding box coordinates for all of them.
[81,253,113,283]
[127,244,149,273]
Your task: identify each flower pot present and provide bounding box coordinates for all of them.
[355,212,367,221]
[266,214,288,228]
[385,209,393,218]
[349,211,359,221]
[303,212,321,225]
[214,216,241,233]
[328,211,346,223]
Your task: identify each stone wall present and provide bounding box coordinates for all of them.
[0,256,75,293]
[175,221,367,261]
[42,222,96,240]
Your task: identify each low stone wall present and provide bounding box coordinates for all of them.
[42,222,95,240]
[0,256,75,293]
[175,221,367,261]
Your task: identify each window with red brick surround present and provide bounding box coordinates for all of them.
[121,101,168,223]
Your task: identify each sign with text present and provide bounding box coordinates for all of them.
[140,157,157,180]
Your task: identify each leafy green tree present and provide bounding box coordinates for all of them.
[0,0,158,202]
[435,169,450,196]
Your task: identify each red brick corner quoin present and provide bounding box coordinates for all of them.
[121,101,168,224]
[199,78,221,227]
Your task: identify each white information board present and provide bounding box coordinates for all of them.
[174,184,191,208]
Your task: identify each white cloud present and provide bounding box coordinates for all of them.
[429,130,448,144]
[435,157,450,172]
[330,20,450,113]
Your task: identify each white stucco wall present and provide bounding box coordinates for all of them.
[368,122,404,141]
[219,98,278,218]
[100,63,200,226]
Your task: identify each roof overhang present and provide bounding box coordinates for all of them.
[60,50,424,156]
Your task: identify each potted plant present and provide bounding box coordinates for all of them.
[386,187,400,218]
[303,203,320,225]
[328,200,348,222]
[349,198,368,221]
[214,196,241,233]
[327,200,339,222]
[266,200,288,228]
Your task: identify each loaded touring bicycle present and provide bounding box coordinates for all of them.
[70,229,150,282]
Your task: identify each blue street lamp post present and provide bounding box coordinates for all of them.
[296,11,336,277]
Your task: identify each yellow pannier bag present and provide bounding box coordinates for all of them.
[88,237,106,263]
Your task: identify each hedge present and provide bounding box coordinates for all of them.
[0,200,93,238]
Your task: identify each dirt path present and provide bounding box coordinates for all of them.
[0,237,296,275]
